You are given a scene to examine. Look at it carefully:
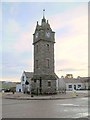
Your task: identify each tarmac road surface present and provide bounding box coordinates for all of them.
[2,97,89,118]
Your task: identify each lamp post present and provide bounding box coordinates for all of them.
[31,78,34,97]
[39,77,42,94]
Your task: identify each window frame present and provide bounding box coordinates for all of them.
[68,85,72,88]
[36,60,38,68]
[46,59,50,68]
[48,81,51,87]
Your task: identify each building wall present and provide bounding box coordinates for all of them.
[42,80,56,94]
[16,84,22,92]
[31,79,56,94]
[21,72,27,92]
[21,72,31,92]
[34,40,54,75]
[58,78,66,91]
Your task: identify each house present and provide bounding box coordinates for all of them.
[58,74,90,91]
[78,77,90,90]
[21,71,33,93]
[63,78,85,91]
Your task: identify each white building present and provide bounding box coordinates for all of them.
[63,78,85,91]
[57,78,66,92]
[16,83,22,92]
[21,71,33,93]
[79,77,90,90]
[58,74,90,91]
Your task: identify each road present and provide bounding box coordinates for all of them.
[2,97,89,118]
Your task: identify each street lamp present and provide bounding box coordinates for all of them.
[39,77,42,94]
[31,78,34,97]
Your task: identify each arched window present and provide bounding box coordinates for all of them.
[22,76,24,81]
[36,60,38,68]
[46,59,49,68]
[36,45,38,52]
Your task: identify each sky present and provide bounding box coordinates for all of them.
[1,1,88,82]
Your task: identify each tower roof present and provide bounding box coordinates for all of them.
[34,9,53,33]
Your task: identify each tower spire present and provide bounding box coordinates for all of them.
[42,9,46,23]
[43,9,45,19]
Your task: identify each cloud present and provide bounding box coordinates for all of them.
[0,77,19,82]
[49,3,88,31]
[53,3,88,77]
[57,68,87,72]
[5,19,20,33]
[3,16,35,53]
[13,31,33,52]
[2,50,33,82]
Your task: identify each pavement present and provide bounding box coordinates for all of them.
[2,90,89,100]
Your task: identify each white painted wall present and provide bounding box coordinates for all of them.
[58,78,66,91]
[16,84,22,92]
[20,72,31,92]
[21,72,27,92]
[66,83,85,91]
[85,82,89,89]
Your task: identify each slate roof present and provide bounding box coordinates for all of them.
[32,73,59,80]
[23,71,59,80]
[63,78,83,83]
[79,77,90,82]
[24,71,33,78]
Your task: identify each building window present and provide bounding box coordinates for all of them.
[78,84,81,88]
[36,60,38,68]
[46,59,49,68]
[46,44,49,51]
[74,85,76,90]
[34,80,36,83]
[36,45,38,52]
[48,81,51,87]
[22,76,24,81]
[68,85,72,88]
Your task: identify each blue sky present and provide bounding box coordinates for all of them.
[1,2,88,82]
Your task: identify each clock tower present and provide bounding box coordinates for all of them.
[32,10,58,94]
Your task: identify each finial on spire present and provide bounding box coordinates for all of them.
[37,21,38,25]
[43,9,45,18]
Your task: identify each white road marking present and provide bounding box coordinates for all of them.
[81,97,88,100]
[63,109,68,112]
[57,104,74,106]
[57,103,88,107]
[73,112,88,118]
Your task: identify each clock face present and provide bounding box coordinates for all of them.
[35,32,39,38]
[46,32,50,38]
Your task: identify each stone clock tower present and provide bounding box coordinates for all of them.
[32,10,58,94]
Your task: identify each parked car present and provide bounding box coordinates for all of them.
[0,88,5,92]
[4,89,11,92]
